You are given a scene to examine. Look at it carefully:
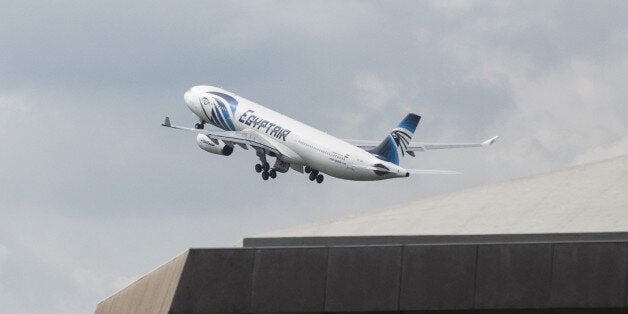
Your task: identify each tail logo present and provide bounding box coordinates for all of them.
[200,92,239,131]
[368,113,420,165]
[391,129,411,157]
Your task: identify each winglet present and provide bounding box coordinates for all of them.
[482,136,499,147]
[162,117,171,127]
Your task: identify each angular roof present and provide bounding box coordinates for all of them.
[252,155,628,238]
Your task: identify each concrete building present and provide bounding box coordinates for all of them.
[96,155,628,314]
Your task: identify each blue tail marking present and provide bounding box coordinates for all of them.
[368,113,421,165]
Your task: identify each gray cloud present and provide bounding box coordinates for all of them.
[1,1,627,313]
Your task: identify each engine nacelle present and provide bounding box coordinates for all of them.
[196,134,233,156]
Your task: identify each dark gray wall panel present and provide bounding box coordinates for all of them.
[475,244,553,309]
[325,246,402,312]
[250,247,328,313]
[170,249,255,314]
[400,244,477,310]
[550,243,628,308]
[244,233,628,247]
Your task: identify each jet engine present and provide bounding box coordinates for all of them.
[196,134,234,156]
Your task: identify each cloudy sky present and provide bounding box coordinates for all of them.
[2,1,628,313]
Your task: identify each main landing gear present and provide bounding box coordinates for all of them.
[255,162,276,181]
[255,151,278,181]
[195,122,205,129]
[253,150,323,183]
[304,166,324,184]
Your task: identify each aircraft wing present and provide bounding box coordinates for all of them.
[162,117,292,157]
[345,136,499,152]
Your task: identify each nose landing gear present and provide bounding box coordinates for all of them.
[194,122,205,129]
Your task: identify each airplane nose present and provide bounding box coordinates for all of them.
[184,90,195,110]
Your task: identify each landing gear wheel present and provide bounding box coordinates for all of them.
[195,123,204,129]
[316,174,324,184]
[262,171,269,180]
[304,166,311,173]
[309,172,317,181]
[262,162,270,172]
[255,164,262,173]
[269,169,277,179]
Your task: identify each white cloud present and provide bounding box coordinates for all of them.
[0,244,8,270]
[430,4,628,175]
[340,73,424,141]
[207,1,376,51]
[73,268,105,292]
[428,0,484,16]
[1,2,628,314]
[353,73,399,110]
[491,56,628,171]
[0,92,33,138]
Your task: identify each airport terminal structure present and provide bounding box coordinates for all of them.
[96,155,628,313]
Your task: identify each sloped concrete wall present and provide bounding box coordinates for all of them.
[95,250,189,314]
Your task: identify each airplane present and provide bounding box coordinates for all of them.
[162,85,498,183]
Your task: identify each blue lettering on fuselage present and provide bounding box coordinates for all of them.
[238,110,291,141]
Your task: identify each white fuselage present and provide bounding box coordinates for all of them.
[184,85,409,181]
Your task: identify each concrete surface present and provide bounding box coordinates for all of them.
[248,155,628,239]
[325,246,402,312]
[96,240,628,314]
[170,249,256,314]
[475,244,553,309]
[250,247,328,313]
[399,245,476,310]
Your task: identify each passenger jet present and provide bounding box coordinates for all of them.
[162,85,498,183]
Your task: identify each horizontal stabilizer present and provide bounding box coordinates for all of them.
[407,169,462,175]
[354,164,461,175]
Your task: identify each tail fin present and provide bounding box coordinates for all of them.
[368,113,421,165]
